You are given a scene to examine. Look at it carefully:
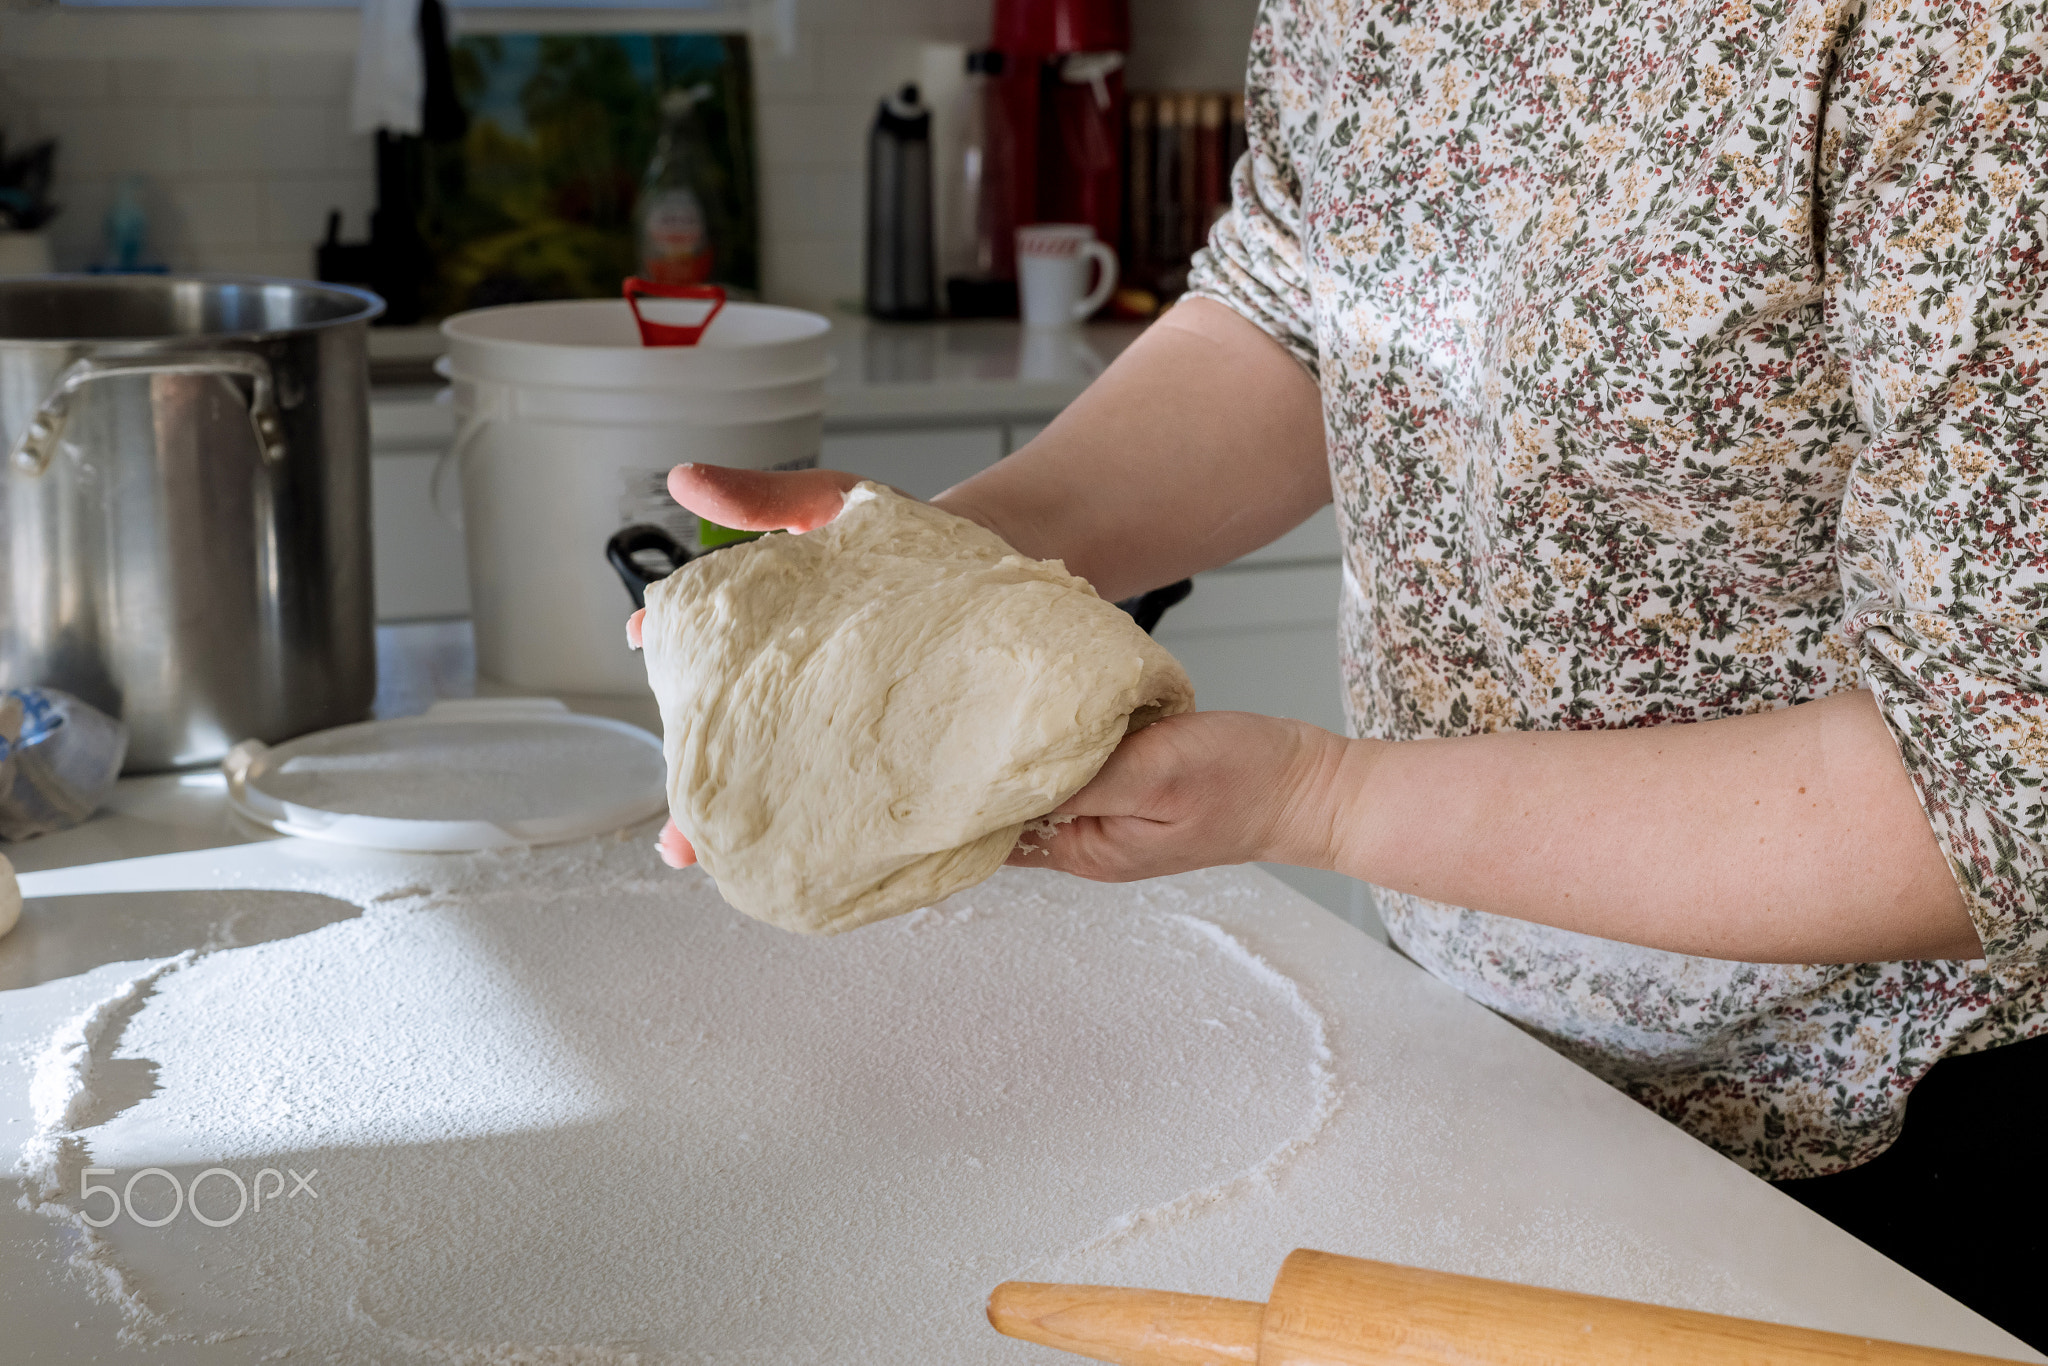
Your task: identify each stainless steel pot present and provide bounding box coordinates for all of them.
[0,275,384,772]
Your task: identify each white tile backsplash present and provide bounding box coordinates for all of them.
[762,234,864,310]
[188,103,366,177]
[163,175,267,248]
[38,103,189,179]
[264,173,377,248]
[0,0,1255,305]
[1,56,110,105]
[762,167,865,242]
[748,43,817,98]
[757,96,874,172]
[262,52,356,103]
[110,56,266,103]
[801,34,931,97]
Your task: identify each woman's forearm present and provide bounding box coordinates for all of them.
[931,299,1330,602]
[1292,690,1981,963]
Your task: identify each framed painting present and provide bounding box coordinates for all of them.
[420,32,759,317]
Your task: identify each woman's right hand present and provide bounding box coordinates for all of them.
[623,463,866,651]
[668,462,865,535]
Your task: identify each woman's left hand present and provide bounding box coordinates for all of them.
[636,710,1350,880]
[623,609,699,868]
[1008,711,1353,881]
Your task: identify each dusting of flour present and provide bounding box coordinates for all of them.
[10,840,1342,1363]
[3,841,1848,1363]
[1046,913,1339,1263]
[16,952,195,1327]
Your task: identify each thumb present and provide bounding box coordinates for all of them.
[669,464,863,534]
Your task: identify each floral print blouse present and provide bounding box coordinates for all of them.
[1188,0,2048,1178]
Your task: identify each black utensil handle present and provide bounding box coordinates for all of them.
[1117,578,1192,635]
[607,524,692,610]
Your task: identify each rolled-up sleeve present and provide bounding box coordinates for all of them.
[1830,14,2048,976]
[1184,0,1322,376]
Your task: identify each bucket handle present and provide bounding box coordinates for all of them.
[606,524,694,609]
[429,407,492,530]
[430,369,513,529]
[623,279,726,346]
[9,351,287,476]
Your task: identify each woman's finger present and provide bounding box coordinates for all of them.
[626,608,646,650]
[669,464,862,533]
[656,820,698,869]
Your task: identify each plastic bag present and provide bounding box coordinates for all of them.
[0,688,129,840]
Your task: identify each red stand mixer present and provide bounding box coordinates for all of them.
[985,0,1129,290]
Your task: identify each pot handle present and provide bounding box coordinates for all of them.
[606,524,693,609]
[9,351,288,476]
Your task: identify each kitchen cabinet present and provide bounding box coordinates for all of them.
[369,387,470,622]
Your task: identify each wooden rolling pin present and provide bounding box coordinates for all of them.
[987,1249,2025,1365]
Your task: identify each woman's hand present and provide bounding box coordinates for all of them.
[625,462,867,652]
[653,821,696,870]
[644,710,1357,880]
[668,462,864,534]
[624,462,865,645]
[1010,712,1357,882]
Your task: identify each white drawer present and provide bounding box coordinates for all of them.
[370,391,454,451]
[1241,506,1340,564]
[1155,615,1344,732]
[1006,421,1048,453]
[1153,562,1341,637]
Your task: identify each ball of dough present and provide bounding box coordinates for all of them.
[0,851,18,941]
[641,482,1195,934]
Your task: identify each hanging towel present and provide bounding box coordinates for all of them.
[350,0,425,136]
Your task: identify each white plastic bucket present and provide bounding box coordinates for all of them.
[439,299,832,696]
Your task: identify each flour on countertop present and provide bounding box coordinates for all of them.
[1048,913,1341,1265]
[8,841,1342,1362]
[16,952,194,1331]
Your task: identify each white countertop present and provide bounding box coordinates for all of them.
[0,624,2037,1362]
[819,316,1145,429]
[368,317,1147,442]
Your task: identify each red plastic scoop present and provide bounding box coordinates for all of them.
[623,278,726,346]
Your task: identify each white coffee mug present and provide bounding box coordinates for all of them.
[1016,223,1118,328]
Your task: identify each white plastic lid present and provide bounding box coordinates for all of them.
[223,699,668,852]
[440,300,832,391]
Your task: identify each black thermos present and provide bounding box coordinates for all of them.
[866,84,936,321]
